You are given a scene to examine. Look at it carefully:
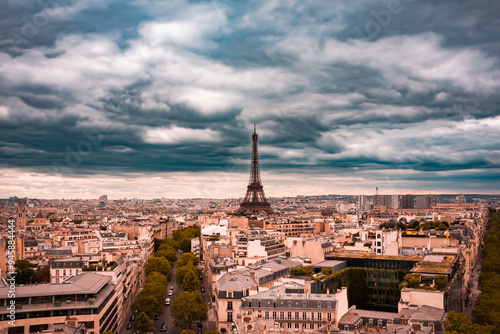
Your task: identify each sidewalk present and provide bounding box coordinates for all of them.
[464,256,483,320]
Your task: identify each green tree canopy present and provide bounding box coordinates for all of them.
[14,260,37,284]
[144,257,173,281]
[176,262,201,286]
[135,311,155,333]
[36,266,50,283]
[181,266,200,292]
[177,252,199,268]
[132,293,162,319]
[171,291,207,329]
[145,271,168,287]
[444,311,493,334]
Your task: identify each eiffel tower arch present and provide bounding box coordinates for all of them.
[237,125,274,215]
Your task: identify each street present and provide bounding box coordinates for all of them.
[120,251,215,334]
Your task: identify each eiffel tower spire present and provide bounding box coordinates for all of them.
[237,125,273,214]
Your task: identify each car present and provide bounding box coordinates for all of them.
[165,298,170,306]
[201,285,205,293]
[168,290,173,296]
[170,286,174,290]
[153,315,160,320]
[126,323,132,329]
[160,323,167,332]
[130,315,136,322]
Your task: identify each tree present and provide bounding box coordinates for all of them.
[181,266,200,292]
[443,311,493,334]
[135,311,155,333]
[180,331,196,334]
[171,291,207,329]
[15,260,37,284]
[144,257,173,281]
[132,293,162,319]
[290,266,306,276]
[321,268,333,276]
[177,253,199,268]
[206,331,221,334]
[434,275,448,290]
[36,266,50,283]
[146,271,168,288]
[177,263,201,286]
[143,280,167,305]
[399,274,420,289]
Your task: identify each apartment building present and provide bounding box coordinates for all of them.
[239,282,349,332]
[0,273,119,334]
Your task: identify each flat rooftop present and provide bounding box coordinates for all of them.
[0,272,111,299]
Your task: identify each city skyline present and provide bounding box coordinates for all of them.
[1,0,500,198]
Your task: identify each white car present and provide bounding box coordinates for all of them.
[165,298,170,306]
[168,290,173,296]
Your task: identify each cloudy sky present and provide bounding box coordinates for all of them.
[0,0,499,199]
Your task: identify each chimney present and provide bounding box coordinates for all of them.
[250,271,256,282]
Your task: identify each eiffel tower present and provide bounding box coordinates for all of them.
[237,125,273,214]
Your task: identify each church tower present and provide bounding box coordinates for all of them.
[16,199,27,230]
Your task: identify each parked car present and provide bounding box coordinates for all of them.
[126,323,132,329]
[201,285,205,293]
[130,315,136,322]
[168,290,173,296]
[165,298,170,306]
[170,286,174,290]
[153,315,160,320]
[160,323,167,332]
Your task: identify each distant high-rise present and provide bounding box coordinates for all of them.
[401,194,415,209]
[237,125,273,215]
[99,195,108,208]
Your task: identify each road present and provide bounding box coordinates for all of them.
[121,251,214,334]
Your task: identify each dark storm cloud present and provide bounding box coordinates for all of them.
[0,0,499,195]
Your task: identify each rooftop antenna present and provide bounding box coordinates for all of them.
[254,123,256,134]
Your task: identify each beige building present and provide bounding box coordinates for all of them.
[239,283,349,332]
[214,271,258,331]
[0,273,119,334]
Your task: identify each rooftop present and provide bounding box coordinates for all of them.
[0,272,111,299]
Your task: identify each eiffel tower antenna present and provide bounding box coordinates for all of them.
[237,125,273,214]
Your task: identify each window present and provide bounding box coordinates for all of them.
[56,278,59,283]
[56,270,59,275]
[227,312,233,322]
[228,291,233,298]
[311,313,314,321]
[378,319,383,327]
[265,311,269,319]
[228,301,233,310]
[295,323,299,329]
[287,323,292,329]
[327,313,332,322]
[310,324,314,329]
[302,312,307,321]
[280,312,284,320]
[272,312,277,320]
[287,312,292,320]
[369,319,373,326]
[63,270,66,275]
[318,313,322,321]
[295,312,299,320]
[69,270,72,275]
